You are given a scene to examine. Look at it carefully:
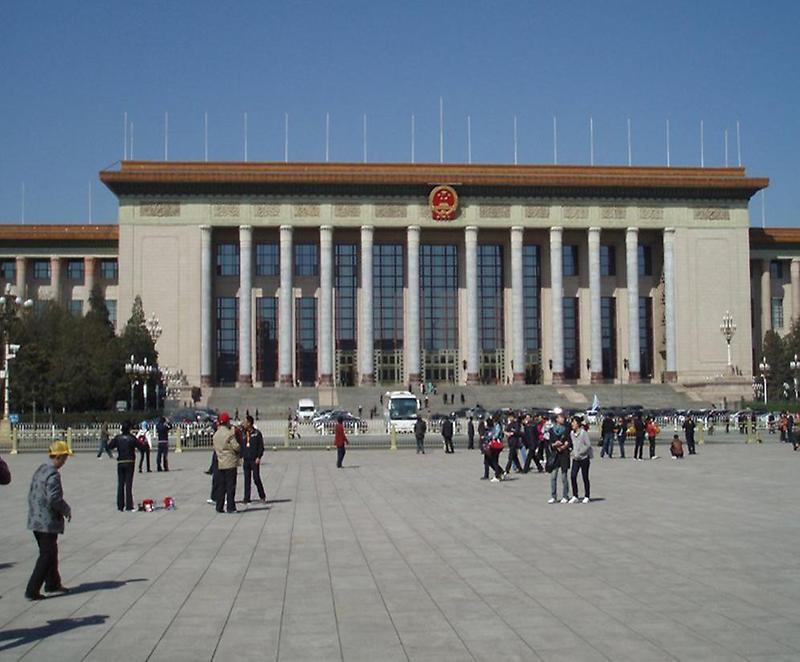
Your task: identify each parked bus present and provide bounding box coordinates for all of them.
[384,391,420,433]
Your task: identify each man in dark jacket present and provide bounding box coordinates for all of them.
[600,413,615,458]
[467,417,475,449]
[155,416,172,471]
[522,413,543,473]
[504,413,524,474]
[683,415,696,455]
[241,415,266,503]
[633,412,646,461]
[108,421,143,511]
[441,416,455,454]
[414,415,427,454]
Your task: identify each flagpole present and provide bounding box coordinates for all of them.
[21,182,25,225]
[204,112,208,162]
[411,114,415,164]
[736,121,742,166]
[627,118,632,166]
[761,190,766,229]
[589,116,594,166]
[88,181,92,223]
[363,114,368,163]
[325,112,330,162]
[700,120,705,167]
[553,116,558,165]
[724,129,728,167]
[513,115,518,165]
[439,97,444,164]
[123,111,128,160]
[164,112,169,161]
[467,115,472,165]
[284,113,289,163]
[666,119,670,167]
[244,112,248,162]
[130,122,134,159]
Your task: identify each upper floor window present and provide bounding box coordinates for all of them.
[770,260,785,280]
[32,260,50,281]
[562,245,579,277]
[256,243,280,277]
[600,245,616,277]
[66,259,84,283]
[638,245,653,277]
[100,259,118,281]
[772,297,784,330]
[295,244,318,277]
[0,260,15,282]
[216,243,240,277]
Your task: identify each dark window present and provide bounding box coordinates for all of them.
[563,297,580,380]
[66,259,84,283]
[600,245,616,277]
[216,297,238,384]
[771,297,784,330]
[770,260,785,280]
[563,245,579,277]
[601,297,617,379]
[256,297,278,383]
[420,244,458,351]
[295,297,317,384]
[639,297,653,379]
[107,300,117,326]
[294,244,318,277]
[216,244,239,277]
[523,245,541,353]
[478,245,503,351]
[67,299,83,316]
[638,245,652,277]
[373,244,404,351]
[335,244,358,351]
[0,260,15,281]
[256,243,279,277]
[33,260,50,281]
[100,259,118,280]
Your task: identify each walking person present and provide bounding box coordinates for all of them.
[522,413,543,473]
[137,421,152,473]
[334,415,349,468]
[25,441,72,600]
[633,412,646,461]
[108,421,142,512]
[568,416,592,503]
[467,416,475,450]
[547,411,572,503]
[646,417,660,459]
[616,416,627,458]
[441,416,455,454]
[504,413,524,475]
[241,415,266,503]
[96,421,113,459]
[414,414,427,454]
[600,412,615,458]
[213,412,240,513]
[156,416,171,471]
[683,414,696,455]
[486,417,505,482]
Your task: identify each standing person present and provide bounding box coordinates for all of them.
[547,411,571,503]
[467,416,475,450]
[616,415,627,458]
[646,417,660,460]
[600,413,615,458]
[441,416,455,454]
[96,421,112,459]
[522,413,543,473]
[633,412,646,461]
[414,414,427,454]
[683,414,696,455]
[334,415,349,468]
[568,416,592,503]
[137,422,152,473]
[213,412,240,513]
[504,413,523,475]
[25,441,72,600]
[241,415,266,503]
[155,416,172,472]
[0,453,10,486]
[108,421,142,512]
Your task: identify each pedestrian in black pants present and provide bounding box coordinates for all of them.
[108,421,142,511]
[212,412,240,513]
[155,416,171,471]
[683,415,696,455]
[241,415,266,503]
[633,413,645,461]
[137,423,152,473]
[208,452,221,504]
[414,415,427,454]
[616,417,627,458]
[504,414,523,475]
[467,417,475,449]
[441,417,455,454]
[522,414,543,472]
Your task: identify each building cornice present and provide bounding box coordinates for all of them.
[0,224,118,242]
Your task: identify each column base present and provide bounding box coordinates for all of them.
[590,372,604,384]
[360,374,375,385]
[237,375,253,387]
[466,372,480,385]
[663,371,678,383]
[512,372,526,384]
[408,373,421,389]
[278,374,294,386]
[318,374,333,386]
[627,371,641,384]
[201,375,213,388]
[551,372,565,385]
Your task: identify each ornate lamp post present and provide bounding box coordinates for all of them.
[125,354,147,410]
[720,311,737,372]
[141,357,155,410]
[146,312,162,346]
[790,354,800,399]
[753,377,764,403]
[758,357,770,405]
[0,283,34,438]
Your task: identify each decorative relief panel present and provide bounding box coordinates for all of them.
[253,204,281,218]
[374,204,406,218]
[334,204,360,218]
[563,206,589,219]
[212,203,240,218]
[524,206,550,219]
[693,208,730,221]
[639,207,664,220]
[140,202,180,217]
[293,204,321,217]
[479,205,511,219]
[601,206,626,220]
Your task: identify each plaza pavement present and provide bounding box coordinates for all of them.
[1,435,799,661]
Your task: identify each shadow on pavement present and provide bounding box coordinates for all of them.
[264,499,292,504]
[53,578,148,597]
[0,615,108,652]
[239,506,271,513]
[0,562,15,571]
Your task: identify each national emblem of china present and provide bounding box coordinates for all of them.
[429,185,458,221]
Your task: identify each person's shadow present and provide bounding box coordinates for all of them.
[0,615,108,651]
[50,578,148,597]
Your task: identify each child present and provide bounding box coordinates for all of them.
[670,434,684,459]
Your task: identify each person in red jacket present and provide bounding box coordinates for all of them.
[334,415,349,468]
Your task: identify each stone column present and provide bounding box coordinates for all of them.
[84,256,95,297]
[465,226,479,384]
[278,225,294,386]
[238,225,253,387]
[550,227,565,384]
[663,228,677,382]
[15,257,26,299]
[359,226,375,384]
[510,226,525,384]
[760,259,771,337]
[626,228,641,383]
[791,258,800,322]
[318,225,334,386]
[406,226,421,387]
[200,225,213,387]
[50,257,61,306]
[588,227,603,383]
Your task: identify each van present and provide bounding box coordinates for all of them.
[296,399,316,421]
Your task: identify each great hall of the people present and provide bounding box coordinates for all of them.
[1,161,797,391]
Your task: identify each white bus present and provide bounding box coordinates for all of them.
[384,391,420,433]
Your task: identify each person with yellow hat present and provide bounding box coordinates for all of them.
[24,440,73,600]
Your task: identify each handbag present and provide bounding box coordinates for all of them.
[545,452,558,473]
[489,438,504,451]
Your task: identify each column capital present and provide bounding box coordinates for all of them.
[465,225,479,234]
[663,226,676,235]
[280,224,293,233]
[199,224,211,232]
[510,225,524,234]
[626,226,639,236]
[792,257,800,265]
[360,224,374,234]
[239,224,253,232]
[408,225,421,235]
[320,224,334,233]
[550,225,564,235]
[588,226,602,234]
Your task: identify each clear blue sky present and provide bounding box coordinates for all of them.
[0,0,797,225]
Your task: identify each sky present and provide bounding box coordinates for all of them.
[0,0,797,226]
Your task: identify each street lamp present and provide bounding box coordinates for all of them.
[720,311,737,371]
[753,377,764,403]
[141,357,155,410]
[0,283,34,431]
[758,357,770,405]
[146,312,162,346]
[790,354,800,399]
